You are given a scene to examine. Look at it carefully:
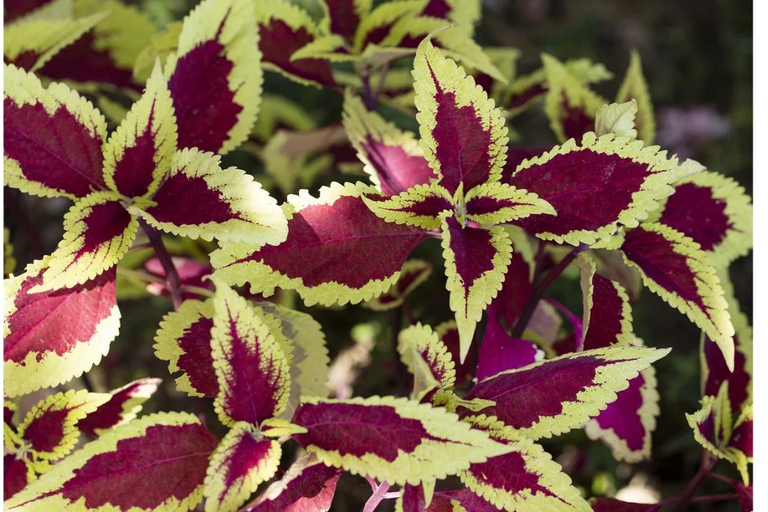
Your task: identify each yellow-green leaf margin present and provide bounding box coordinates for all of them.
[441,217,512,362]
[413,37,509,188]
[203,422,281,512]
[622,222,735,369]
[512,132,704,246]
[17,390,110,462]
[616,50,656,144]
[297,395,510,486]
[4,411,214,512]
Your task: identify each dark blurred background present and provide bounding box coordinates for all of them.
[4,0,752,510]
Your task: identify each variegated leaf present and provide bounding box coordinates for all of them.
[166,0,261,155]
[4,258,119,398]
[542,54,606,142]
[459,433,590,512]
[462,346,669,440]
[364,182,453,230]
[255,0,337,88]
[578,254,634,350]
[154,299,217,398]
[291,396,509,485]
[33,192,137,292]
[132,148,288,245]
[585,366,660,463]
[621,222,734,368]
[4,12,107,72]
[507,132,703,246]
[255,303,331,418]
[319,0,371,40]
[654,171,753,268]
[211,284,291,427]
[103,62,177,199]
[203,422,281,512]
[38,0,156,91]
[441,215,512,362]
[247,454,342,511]
[343,92,435,196]
[4,63,107,199]
[398,323,457,399]
[504,57,612,113]
[211,182,428,306]
[702,272,752,414]
[464,182,556,226]
[17,390,109,461]
[5,412,219,512]
[413,38,508,195]
[418,0,481,35]
[78,378,162,436]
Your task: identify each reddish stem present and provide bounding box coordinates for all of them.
[673,458,717,511]
[363,481,391,512]
[139,220,184,310]
[510,245,585,338]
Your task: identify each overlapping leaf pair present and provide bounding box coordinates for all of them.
[394,317,669,511]
[152,282,515,511]
[4,380,159,500]
[153,282,328,511]
[255,0,498,91]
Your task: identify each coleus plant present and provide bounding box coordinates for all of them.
[3,0,753,510]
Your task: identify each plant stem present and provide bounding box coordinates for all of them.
[363,481,391,512]
[674,458,717,511]
[510,245,585,338]
[139,220,184,310]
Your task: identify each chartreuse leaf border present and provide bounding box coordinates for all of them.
[4,257,120,399]
[5,412,214,512]
[512,132,704,246]
[3,63,108,200]
[294,395,510,486]
[622,222,735,369]
[412,37,509,191]
[464,346,670,440]
[203,422,281,512]
[211,181,418,307]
